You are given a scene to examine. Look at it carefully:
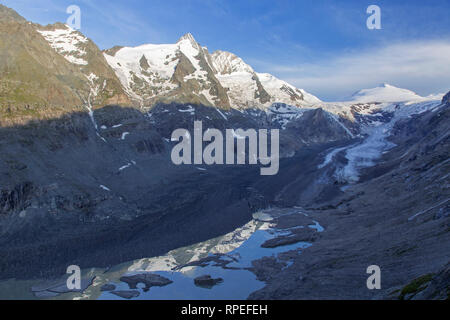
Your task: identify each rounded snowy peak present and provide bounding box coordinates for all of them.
[347,83,423,103]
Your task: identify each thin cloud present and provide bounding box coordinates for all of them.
[78,0,166,47]
[260,40,450,101]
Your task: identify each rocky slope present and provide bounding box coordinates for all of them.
[0,5,129,126]
[248,93,450,300]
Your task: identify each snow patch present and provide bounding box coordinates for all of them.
[38,25,88,65]
[100,185,111,192]
[121,132,130,140]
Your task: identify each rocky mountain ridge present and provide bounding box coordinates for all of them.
[0,5,129,126]
[102,32,321,110]
[1,4,443,132]
[0,4,322,122]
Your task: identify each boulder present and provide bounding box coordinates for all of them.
[194,275,223,289]
[100,284,116,292]
[110,290,140,299]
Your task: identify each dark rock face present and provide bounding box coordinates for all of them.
[253,74,271,104]
[442,91,450,105]
[284,108,353,145]
[0,182,34,215]
[174,254,238,271]
[110,290,140,299]
[194,275,224,288]
[100,284,116,292]
[410,263,450,300]
[120,273,173,291]
[260,233,316,249]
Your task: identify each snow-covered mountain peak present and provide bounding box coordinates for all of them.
[347,83,424,103]
[177,33,198,45]
[257,73,321,105]
[211,50,254,75]
[103,34,323,110]
[177,32,202,54]
[209,50,321,108]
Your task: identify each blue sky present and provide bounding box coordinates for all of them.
[2,0,450,100]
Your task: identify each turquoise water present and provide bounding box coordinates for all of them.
[99,228,312,300]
